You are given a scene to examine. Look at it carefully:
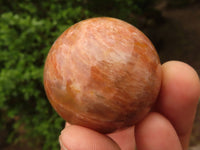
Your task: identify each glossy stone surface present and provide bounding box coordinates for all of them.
[43,17,162,133]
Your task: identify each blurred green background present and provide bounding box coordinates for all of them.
[0,0,199,149]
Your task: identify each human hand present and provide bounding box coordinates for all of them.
[59,61,200,150]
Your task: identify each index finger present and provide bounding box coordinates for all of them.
[155,61,200,149]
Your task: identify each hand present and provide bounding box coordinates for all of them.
[59,61,200,150]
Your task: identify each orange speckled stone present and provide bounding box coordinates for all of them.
[43,17,162,133]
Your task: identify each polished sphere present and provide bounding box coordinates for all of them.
[43,17,162,133]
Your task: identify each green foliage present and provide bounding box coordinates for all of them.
[0,0,158,149]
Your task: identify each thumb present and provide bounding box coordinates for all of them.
[59,124,120,150]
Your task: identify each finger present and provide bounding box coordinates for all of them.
[108,126,136,150]
[135,112,182,150]
[156,61,200,149]
[59,125,120,150]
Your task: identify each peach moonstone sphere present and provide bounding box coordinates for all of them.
[44,17,162,133]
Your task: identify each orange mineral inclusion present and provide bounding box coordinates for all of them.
[43,17,162,133]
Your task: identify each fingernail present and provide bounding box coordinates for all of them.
[59,135,68,150]
[65,122,71,128]
[61,123,71,135]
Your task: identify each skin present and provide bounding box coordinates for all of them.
[59,61,200,150]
